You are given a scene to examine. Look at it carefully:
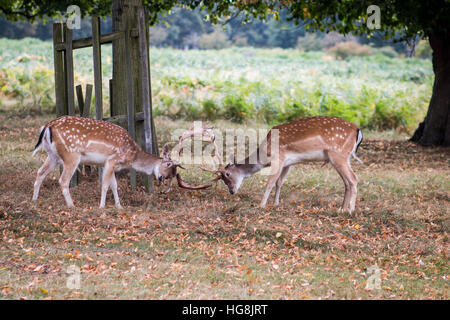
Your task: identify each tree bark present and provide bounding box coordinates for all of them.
[411,33,450,146]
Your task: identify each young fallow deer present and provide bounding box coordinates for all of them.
[202,116,363,213]
[32,116,210,208]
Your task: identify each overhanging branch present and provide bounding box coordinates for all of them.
[0,5,38,20]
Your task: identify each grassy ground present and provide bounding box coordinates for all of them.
[0,110,448,300]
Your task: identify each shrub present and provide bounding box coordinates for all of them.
[202,99,220,120]
[254,98,279,124]
[374,46,398,58]
[198,29,231,50]
[0,66,53,114]
[321,32,358,49]
[232,35,248,47]
[150,26,169,47]
[369,102,405,130]
[328,41,372,59]
[282,102,312,122]
[296,33,323,52]
[415,39,432,59]
[222,94,252,123]
[177,100,202,120]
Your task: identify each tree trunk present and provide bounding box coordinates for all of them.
[411,33,450,146]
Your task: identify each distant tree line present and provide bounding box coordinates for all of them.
[0,8,408,53]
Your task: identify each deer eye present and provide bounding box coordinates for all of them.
[225,172,230,177]
[166,162,171,167]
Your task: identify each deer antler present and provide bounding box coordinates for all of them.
[176,173,212,190]
[171,122,225,186]
[174,122,223,168]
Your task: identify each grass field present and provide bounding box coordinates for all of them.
[0,38,433,130]
[0,109,448,299]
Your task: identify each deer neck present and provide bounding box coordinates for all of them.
[131,149,161,175]
[235,150,268,177]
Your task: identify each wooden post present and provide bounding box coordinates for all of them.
[145,9,159,157]
[138,6,155,192]
[53,23,67,117]
[75,84,93,175]
[92,15,103,183]
[83,84,93,118]
[112,0,140,118]
[109,79,114,117]
[138,7,153,155]
[60,24,78,186]
[76,84,92,117]
[83,84,92,175]
[76,85,84,116]
[125,21,137,190]
[92,15,103,120]
[64,25,75,116]
[112,0,158,191]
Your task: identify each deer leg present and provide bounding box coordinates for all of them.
[99,161,115,208]
[165,177,173,193]
[109,172,122,209]
[59,156,80,208]
[345,157,358,212]
[274,166,291,206]
[327,151,358,213]
[260,163,284,208]
[33,156,58,201]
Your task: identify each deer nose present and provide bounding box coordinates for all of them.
[230,190,235,195]
[158,176,163,182]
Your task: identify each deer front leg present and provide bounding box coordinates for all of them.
[164,177,173,193]
[109,172,122,209]
[33,156,58,201]
[260,164,284,208]
[59,156,80,208]
[274,166,291,206]
[99,161,116,208]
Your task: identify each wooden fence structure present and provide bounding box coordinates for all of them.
[52,0,158,191]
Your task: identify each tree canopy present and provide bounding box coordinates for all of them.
[1,0,449,40]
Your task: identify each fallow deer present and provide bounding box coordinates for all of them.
[32,116,210,208]
[202,116,363,213]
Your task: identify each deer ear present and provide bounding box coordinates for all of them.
[162,143,171,160]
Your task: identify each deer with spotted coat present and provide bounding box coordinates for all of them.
[32,116,210,208]
[202,116,363,213]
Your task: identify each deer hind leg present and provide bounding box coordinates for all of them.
[327,151,358,214]
[109,172,122,209]
[33,156,58,201]
[346,159,358,212]
[99,161,116,208]
[274,166,291,206]
[59,155,80,208]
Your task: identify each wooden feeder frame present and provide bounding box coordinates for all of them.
[52,0,158,191]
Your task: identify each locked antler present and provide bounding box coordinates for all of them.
[174,123,223,168]
[160,143,211,191]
